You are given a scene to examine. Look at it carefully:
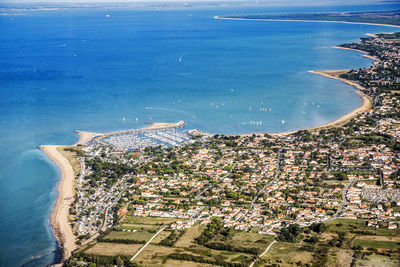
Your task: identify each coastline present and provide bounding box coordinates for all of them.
[40,131,97,264]
[214,17,400,28]
[233,70,372,137]
[332,46,379,61]
[40,145,77,264]
[74,131,100,145]
[218,20,379,138]
[144,120,185,131]
[39,18,380,260]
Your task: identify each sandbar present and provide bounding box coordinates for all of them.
[144,120,185,130]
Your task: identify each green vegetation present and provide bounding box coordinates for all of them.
[159,230,185,247]
[66,29,400,267]
[220,9,400,26]
[166,253,247,267]
[122,215,177,225]
[97,237,145,244]
[196,218,261,255]
[65,253,138,267]
[353,239,400,250]
[325,219,400,236]
[103,230,154,242]
[277,224,302,242]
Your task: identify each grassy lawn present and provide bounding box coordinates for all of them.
[84,242,142,256]
[122,215,178,225]
[104,230,154,242]
[353,239,400,250]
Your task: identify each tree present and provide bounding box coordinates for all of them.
[334,172,347,181]
[278,224,302,242]
[309,222,326,233]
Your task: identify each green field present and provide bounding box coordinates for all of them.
[325,219,400,236]
[80,217,400,266]
[229,231,274,251]
[104,230,154,242]
[120,223,158,232]
[122,215,178,225]
[260,241,314,266]
[84,242,142,256]
[353,239,400,250]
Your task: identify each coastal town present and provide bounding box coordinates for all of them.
[43,31,400,266]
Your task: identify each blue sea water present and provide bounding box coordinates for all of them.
[0,3,399,266]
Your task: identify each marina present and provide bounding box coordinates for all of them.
[103,128,192,150]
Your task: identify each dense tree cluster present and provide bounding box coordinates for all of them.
[277,224,303,242]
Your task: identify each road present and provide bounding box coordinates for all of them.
[248,239,277,267]
[130,226,167,262]
[330,178,355,220]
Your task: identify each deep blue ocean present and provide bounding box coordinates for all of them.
[0,2,399,266]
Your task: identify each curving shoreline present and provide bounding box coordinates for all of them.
[40,132,97,264]
[74,131,100,145]
[41,125,187,264]
[41,21,379,262]
[42,78,372,261]
[332,46,379,61]
[220,22,380,138]
[234,70,372,137]
[40,145,76,264]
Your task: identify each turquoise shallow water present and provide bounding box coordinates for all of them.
[0,3,399,266]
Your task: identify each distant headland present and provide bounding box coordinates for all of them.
[215,9,400,28]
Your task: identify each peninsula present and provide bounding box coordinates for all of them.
[43,31,400,267]
[215,9,400,28]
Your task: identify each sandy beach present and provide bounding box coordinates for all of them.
[234,70,372,137]
[40,131,98,264]
[74,131,100,145]
[40,145,77,263]
[144,120,185,130]
[332,46,379,62]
